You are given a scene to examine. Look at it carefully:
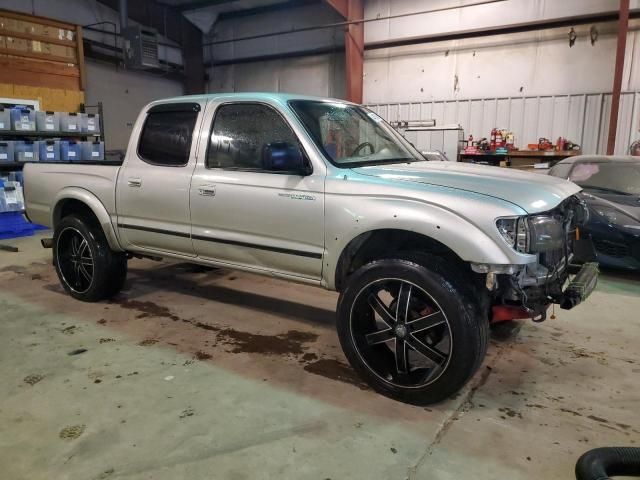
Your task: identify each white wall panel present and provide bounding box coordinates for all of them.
[368,91,640,156]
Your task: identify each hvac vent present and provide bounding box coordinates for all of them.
[122,25,159,69]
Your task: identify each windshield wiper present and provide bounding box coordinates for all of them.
[581,185,633,196]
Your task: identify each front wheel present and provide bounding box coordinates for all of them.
[336,256,488,405]
[54,214,127,302]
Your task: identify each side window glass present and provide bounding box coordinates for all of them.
[549,163,572,179]
[138,104,199,166]
[207,103,300,171]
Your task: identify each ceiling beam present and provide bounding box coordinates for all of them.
[218,0,318,21]
[174,0,238,12]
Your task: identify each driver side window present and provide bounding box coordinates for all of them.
[207,103,300,171]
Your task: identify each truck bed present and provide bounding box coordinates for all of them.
[24,162,121,229]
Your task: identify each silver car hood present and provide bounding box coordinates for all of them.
[352,161,581,214]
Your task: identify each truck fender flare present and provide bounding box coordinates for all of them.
[52,187,124,252]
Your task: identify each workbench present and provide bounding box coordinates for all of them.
[459,150,582,170]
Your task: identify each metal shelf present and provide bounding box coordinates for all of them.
[0,131,101,138]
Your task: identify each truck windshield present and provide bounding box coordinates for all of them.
[289,100,423,167]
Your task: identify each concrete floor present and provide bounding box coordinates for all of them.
[1,232,639,480]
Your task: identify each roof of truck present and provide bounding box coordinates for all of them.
[151,92,357,106]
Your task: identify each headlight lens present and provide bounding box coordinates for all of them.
[496,217,529,253]
[496,215,564,253]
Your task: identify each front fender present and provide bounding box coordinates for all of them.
[52,188,124,252]
[323,194,534,290]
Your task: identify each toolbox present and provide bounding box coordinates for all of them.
[0,106,10,131]
[81,113,100,134]
[14,140,39,162]
[10,106,36,131]
[60,112,81,133]
[60,140,81,161]
[81,140,104,161]
[0,141,14,163]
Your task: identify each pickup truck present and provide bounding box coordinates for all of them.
[24,93,597,405]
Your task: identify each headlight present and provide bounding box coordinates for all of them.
[594,206,640,229]
[496,217,529,253]
[496,215,564,253]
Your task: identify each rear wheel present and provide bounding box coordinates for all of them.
[54,215,127,302]
[337,255,488,405]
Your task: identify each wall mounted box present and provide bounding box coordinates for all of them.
[14,141,39,162]
[39,140,61,162]
[60,112,81,133]
[10,107,36,131]
[36,111,61,132]
[60,140,81,161]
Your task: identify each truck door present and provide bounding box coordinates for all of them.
[116,102,204,256]
[190,101,325,281]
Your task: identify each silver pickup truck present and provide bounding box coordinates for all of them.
[24,93,597,405]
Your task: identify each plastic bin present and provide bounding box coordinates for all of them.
[60,140,81,161]
[0,107,10,131]
[0,180,25,214]
[0,141,14,163]
[81,140,104,161]
[81,113,100,134]
[14,141,39,162]
[40,140,61,162]
[36,111,61,132]
[10,106,36,131]
[60,112,81,133]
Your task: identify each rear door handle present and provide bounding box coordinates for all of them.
[127,178,142,188]
[198,185,216,197]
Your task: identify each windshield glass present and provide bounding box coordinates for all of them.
[569,162,640,195]
[289,100,422,167]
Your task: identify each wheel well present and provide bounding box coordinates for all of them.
[334,229,471,291]
[54,199,100,229]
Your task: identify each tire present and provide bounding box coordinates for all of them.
[336,254,488,405]
[53,214,127,302]
[490,320,523,341]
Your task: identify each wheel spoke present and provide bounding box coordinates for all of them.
[365,328,394,346]
[78,239,89,258]
[367,293,395,327]
[78,264,92,283]
[80,257,93,266]
[406,335,447,365]
[395,338,409,374]
[395,283,412,324]
[407,311,446,333]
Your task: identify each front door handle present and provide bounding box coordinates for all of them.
[127,178,142,187]
[198,185,216,197]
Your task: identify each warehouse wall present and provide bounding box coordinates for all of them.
[85,61,183,151]
[364,0,640,154]
[206,2,346,98]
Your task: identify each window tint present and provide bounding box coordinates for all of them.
[138,109,198,166]
[549,162,572,179]
[207,103,299,170]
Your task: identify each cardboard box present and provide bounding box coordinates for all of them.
[0,17,19,34]
[48,43,76,61]
[0,35,6,49]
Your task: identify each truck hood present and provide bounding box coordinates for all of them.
[352,161,581,214]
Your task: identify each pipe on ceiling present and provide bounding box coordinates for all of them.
[119,0,128,32]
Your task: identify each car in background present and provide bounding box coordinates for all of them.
[549,155,640,270]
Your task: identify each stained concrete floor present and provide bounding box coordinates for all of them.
[1,232,639,480]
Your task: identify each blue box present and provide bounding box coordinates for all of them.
[36,111,61,132]
[0,180,24,214]
[10,106,36,131]
[0,141,14,163]
[14,141,39,162]
[60,140,81,161]
[0,107,10,131]
[81,113,100,134]
[40,140,61,161]
[60,112,81,133]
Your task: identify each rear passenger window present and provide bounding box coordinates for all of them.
[138,103,200,166]
[207,103,299,170]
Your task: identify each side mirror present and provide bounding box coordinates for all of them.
[262,142,311,175]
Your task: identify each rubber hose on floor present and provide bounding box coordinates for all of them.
[575,447,640,480]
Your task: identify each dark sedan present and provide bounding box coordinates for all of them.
[549,155,640,271]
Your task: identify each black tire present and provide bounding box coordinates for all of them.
[53,214,127,302]
[490,320,523,341]
[336,254,488,405]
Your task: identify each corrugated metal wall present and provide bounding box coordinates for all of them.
[367,91,640,156]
